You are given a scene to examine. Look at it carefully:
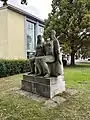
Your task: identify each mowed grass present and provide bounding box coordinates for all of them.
[65,63,90,89]
[0,63,90,120]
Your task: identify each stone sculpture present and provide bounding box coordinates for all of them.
[21,30,65,98]
[35,35,45,75]
[42,30,63,77]
[29,30,63,77]
[28,35,44,74]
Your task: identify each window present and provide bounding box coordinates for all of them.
[38,26,44,35]
[26,21,44,58]
[27,21,35,52]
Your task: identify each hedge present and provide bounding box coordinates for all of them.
[0,59,30,77]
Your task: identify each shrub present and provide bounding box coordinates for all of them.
[0,59,30,77]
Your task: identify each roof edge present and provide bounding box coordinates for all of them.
[0,5,8,10]
[7,4,44,24]
[0,4,44,24]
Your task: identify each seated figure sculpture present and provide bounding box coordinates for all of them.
[28,35,44,74]
[29,30,63,77]
[22,31,65,99]
[35,35,45,75]
[41,30,62,77]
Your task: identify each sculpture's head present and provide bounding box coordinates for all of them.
[37,35,42,44]
[50,30,56,40]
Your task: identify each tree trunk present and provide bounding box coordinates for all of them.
[70,52,75,65]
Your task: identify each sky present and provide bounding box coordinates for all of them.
[0,0,52,20]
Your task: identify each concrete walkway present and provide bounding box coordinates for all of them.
[75,59,90,64]
[66,59,90,65]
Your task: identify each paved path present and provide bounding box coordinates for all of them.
[75,59,90,64]
[66,59,90,65]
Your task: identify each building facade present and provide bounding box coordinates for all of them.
[0,4,44,59]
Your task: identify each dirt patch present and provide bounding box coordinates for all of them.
[11,87,78,108]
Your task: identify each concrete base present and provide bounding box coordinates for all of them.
[21,74,65,98]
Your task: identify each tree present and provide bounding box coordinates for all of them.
[79,38,90,58]
[21,0,27,5]
[0,0,27,6]
[44,0,90,65]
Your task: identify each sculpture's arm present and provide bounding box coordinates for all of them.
[43,43,46,55]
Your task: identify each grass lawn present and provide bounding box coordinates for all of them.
[0,63,90,120]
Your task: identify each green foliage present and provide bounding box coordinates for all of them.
[44,0,90,64]
[0,0,7,5]
[0,59,30,77]
[0,0,27,6]
[21,0,27,5]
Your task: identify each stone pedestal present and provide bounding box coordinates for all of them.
[21,74,65,98]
